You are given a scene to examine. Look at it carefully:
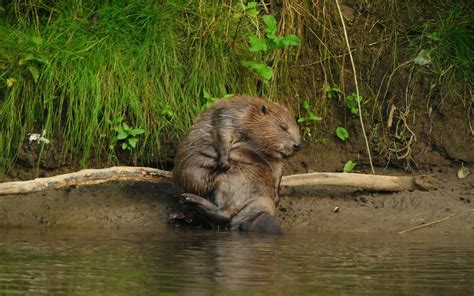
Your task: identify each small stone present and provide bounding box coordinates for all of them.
[333,206,340,213]
[457,164,470,179]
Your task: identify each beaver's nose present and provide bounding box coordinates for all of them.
[293,143,301,151]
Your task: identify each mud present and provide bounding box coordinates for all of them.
[1,165,472,234]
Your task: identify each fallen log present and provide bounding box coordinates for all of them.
[0,166,435,196]
[281,172,436,192]
[0,166,173,196]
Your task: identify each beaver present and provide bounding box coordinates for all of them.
[172,95,301,233]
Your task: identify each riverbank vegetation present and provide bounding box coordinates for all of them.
[0,0,472,178]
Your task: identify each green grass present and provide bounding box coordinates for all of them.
[0,0,300,176]
[407,1,473,102]
[0,0,472,177]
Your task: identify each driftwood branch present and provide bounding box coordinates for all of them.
[0,166,436,196]
[0,166,172,196]
[281,172,436,191]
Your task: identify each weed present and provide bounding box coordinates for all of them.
[201,90,234,110]
[346,92,364,116]
[297,100,322,138]
[109,116,145,151]
[335,127,349,141]
[343,160,357,173]
[240,4,300,83]
[324,85,342,100]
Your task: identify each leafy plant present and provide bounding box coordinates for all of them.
[201,90,234,110]
[13,37,50,83]
[324,85,342,100]
[346,92,363,115]
[240,61,273,81]
[241,12,300,81]
[336,127,349,141]
[158,105,174,122]
[240,1,258,17]
[297,100,322,138]
[343,160,357,173]
[110,116,145,151]
[262,15,300,49]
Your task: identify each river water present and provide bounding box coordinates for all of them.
[0,227,473,295]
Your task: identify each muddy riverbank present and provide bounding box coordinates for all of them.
[1,165,472,234]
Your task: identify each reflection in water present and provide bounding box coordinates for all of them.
[0,227,473,295]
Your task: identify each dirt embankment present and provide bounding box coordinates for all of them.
[0,163,472,234]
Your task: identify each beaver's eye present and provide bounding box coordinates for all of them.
[260,104,268,114]
[280,123,289,131]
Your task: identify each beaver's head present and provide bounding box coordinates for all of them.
[245,99,301,160]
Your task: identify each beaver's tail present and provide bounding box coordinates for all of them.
[239,212,283,235]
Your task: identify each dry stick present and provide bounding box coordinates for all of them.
[398,209,474,234]
[334,0,375,174]
[398,214,457,234]
[0,166,173,196]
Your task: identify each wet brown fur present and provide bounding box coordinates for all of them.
[172,95,301,233]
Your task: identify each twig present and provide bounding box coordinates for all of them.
[398,214,456,234]
[334,0,375,174]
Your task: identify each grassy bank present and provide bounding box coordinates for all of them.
[0,0,472,177]
[0,0,293,175]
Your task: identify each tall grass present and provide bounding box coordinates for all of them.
[0,0,471,176]
[1,0,299,176]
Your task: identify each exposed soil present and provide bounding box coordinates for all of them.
[0,162,472,234]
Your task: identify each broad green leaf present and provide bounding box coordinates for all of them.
[129,128,144,136]
[203,89,211,100]
[308,113,322,121]
[128,137,139,148]
[280,34,300,46]
[121,142,129,150]
[336,127,349,141]
[241,61,273,80]
[272,36,284,49]
[254,63,273,80]
[113,116,123,124]
[28,65,39,83]
[247,9,258,17]
[343,160,357,173]
[244,2,257,10]
[223,93,235,99]
[263,15,277,39]
[20,53,49,65]
[248,35,268,52]
[117,129,128,140]
[122,123,131,132]
[241,60,257,68]
[297,117,306,123]
[303,100,310,111]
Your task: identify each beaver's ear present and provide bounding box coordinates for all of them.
[259,104,268,115]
